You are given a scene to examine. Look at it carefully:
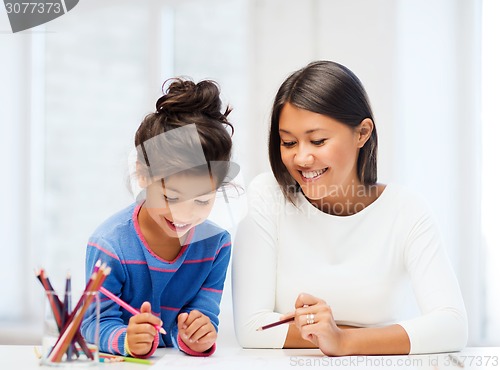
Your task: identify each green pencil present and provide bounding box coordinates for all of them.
[122,356,154,365]
[99,353,153,365]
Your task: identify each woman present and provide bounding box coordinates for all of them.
[232,60,467,355]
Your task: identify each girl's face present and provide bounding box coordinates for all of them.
[143,172,217,238]
[279,103,367,200]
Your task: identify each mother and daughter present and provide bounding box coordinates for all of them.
[82,61,467,358]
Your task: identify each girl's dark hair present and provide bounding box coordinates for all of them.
[268,60,378,202]
[135,77,234,187]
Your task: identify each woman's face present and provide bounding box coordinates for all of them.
[278,103,363,200]
[143,172,217,238]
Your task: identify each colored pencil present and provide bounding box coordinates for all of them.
[99,286,167,335]
[99,353,153,365]
[35,269,88,359]
[62,272,73,359]
[49,264,110,362]
[256,316,295,331]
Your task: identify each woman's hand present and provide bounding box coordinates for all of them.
[293,293,346,356]
[126,302,162,356]
[177,310,217,353]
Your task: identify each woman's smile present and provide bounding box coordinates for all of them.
[299,168,328,181]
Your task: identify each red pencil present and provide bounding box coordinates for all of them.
[256,316,295,331]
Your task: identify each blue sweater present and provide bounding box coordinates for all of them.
[81,203,231,357]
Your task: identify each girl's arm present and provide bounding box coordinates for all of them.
[82,239,145,357]
[170,232,232,356]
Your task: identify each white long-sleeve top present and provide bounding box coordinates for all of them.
[232,173,467,354]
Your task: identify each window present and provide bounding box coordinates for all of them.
[0,0,248,343]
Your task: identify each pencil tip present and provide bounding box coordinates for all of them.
[160,328,167,335]
[256,327,262,331]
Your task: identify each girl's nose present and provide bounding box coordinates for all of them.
[169,202,195,224]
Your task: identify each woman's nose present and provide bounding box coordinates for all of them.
[294,145,314,167]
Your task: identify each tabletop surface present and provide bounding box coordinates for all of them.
[1,344,499,369]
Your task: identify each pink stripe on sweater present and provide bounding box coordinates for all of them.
[177,334,216,357]
[111,327,127,354]
[149,266,178,273]
[161,306,180,311]
[216,241,231,256]
[184,257,214,264]
[87,243,148,266]
[201,287,222,293]
[120,260,148,265]
[88,242,119,260]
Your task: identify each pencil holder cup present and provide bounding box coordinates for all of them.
[40,291,100,367]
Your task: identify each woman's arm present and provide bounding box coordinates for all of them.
[398,203,468,354]
[286,293,410,355]
[232,174,289,348]
[284,323,362,348]
[284,324,318,348]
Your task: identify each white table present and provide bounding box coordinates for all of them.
[1,345,498,369]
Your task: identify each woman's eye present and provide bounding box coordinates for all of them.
[281,141,296,148]
[311,139,326,146]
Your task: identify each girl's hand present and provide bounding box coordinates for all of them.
[293,293,345,356]
[126,302,162,356]
[177,310,217,353]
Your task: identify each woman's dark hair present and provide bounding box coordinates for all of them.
[135,77,234,188]
[268,60,378,202]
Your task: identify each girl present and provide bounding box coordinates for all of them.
[82,78,237,358]
[232,61,467,355]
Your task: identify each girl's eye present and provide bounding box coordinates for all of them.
[164,196,178,202]
[281,141,296,148]
[195,199,211,206]
[311,139,326,146]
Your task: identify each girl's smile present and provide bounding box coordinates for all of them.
[164,217,192,232]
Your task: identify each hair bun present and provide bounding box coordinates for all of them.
[155,78,227,120]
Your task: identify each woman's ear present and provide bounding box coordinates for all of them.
[357,118,374,148]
